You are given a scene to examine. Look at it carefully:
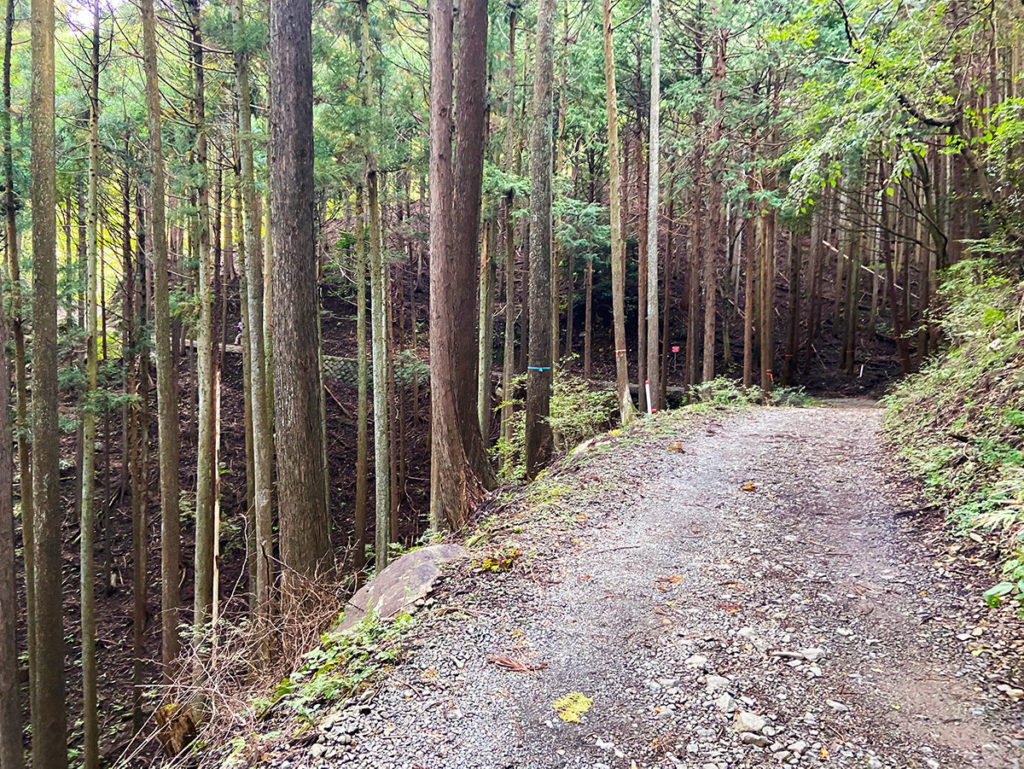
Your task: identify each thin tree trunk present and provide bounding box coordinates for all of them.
[782,236,799,386]
[525,0,555,477]
[368,168,390,569]
[233,0,273,627]
[500,7,517,469]
[354,184,369,573]
[129,185,149,733]
[686,147,703,389]
[478,217,496,439]
[141,0,181,676]
[3,0,33,726]
[645,0,660,411]
[583,258,593,377]
[602,0,634,423]
[187,0,216,633]
[80,1,101,761]
[702,29,726,384]
[742,209,755,388]
[0,213,22,769]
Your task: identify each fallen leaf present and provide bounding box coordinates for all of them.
[487,654,548,673]
[552,692,592,722]
[657,575,682,584]
[742,481,757,492]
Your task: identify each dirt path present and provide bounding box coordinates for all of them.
[300,404,1024,769]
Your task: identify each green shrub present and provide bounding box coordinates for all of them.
[885,258,1024,611]
[493,362,617,482]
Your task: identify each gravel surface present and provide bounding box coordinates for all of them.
[268,403,1024,769]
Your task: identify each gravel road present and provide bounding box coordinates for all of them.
[275,403,1024,769]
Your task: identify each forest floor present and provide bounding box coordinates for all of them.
[258,402,1024,769]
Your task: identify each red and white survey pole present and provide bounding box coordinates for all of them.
[645,380,654,414]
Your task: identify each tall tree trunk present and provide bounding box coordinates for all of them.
[702,29,726,384]
[129,185,149,733]
[782,236,799,386]
[500,7,517,470]
[80,1,101,762]
[187,0,216,632]
[232,174,256,603]
[526,0,555,477]
[803,197,824,374]
[645,0,661,411]
[686,146,703,389]
[602,0,634,423]
[29,0,67,753]
[270,0,332,584]
[759,207,776,393]
[478,217,496,439]
[659,168,675,405]
[428,0,492,528]
[354,184,369,573]
[742,208,755,388]
[4,0,33,726]
[141,0,181,675]
[233,0,273,624]
[368,169,390,570]
[0,223,22,769]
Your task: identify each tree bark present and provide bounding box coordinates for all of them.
[141,0,181,675]
[234,0,274,626]
[270,0,332,583]
[187,0,216,632]
[0,226,22,769]
[428,0,492,528]
[29,0,67,753]
[525,0,555,477]
[80,1,101,761]
[478,217,496,439]
[645,0,661,411]
[602,0,634,423]
[354,184,369,573]
[500,7,517,471]
[4,0,33,727]
[368,169,390,570]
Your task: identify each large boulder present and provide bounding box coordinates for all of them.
[338,544,468,631]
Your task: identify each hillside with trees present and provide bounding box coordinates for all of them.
[0,0,1022,765]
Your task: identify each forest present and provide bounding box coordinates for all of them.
[0,0,1022,765]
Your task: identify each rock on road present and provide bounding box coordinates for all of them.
[295,403,1024,769]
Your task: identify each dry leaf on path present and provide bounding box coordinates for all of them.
[487,654,548,673]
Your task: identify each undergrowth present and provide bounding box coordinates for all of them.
[884,258,1024,614]
[493,362,617,482]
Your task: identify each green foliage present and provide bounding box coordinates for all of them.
[493,363,617,483]
[689,377,812,408]
[271,611,414,721]
[885,258,1024,611]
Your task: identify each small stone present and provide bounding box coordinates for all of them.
[309,744,326,759]
[715,693,737,713]
[867,758,883,769]
[740,732,770,747]
[734,711,766,734]
[705,675,730,693]
[686,654,709,669]
[826,699,849,712]
[787,740,808,754]
[801,647,825,662]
